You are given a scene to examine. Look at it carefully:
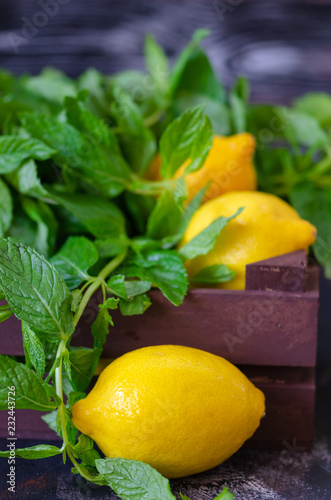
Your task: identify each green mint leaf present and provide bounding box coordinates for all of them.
[214,487,235,499]
[19,68,76,106]
[124,280,152,298]
[111,86,157,174]
[0,238,74,341]
[290,182,331,277]
[50,191,126,239]
[0,135,55,174]
[184,114,213,175]
[69,347,102,392]
[42,409,60,435]
[122,250,188,306]
[160,106,213,179]
[64,95,119,153]
[178,207,244,261]
[91,296,119,347]
[22,321,46,377]
[144,34,169,102]
[230,93,246,133]
[0,178,13,236]
[63,347,72,380]
[72,434,101,468]
[95,457,176,500]
[77,68,108,116]
[0,309,13,323]
[233,76,250,102]
[6,159,47,198]
[180,495,191,500]
[20,197,58,257]
[51,236,99,290]
[71,289,83,313]
[293,92,331,128]
[94,235,129,258]
[120,293,151,316]
[124,192,156,235]
[177,184,209,237]
[0,355,59,411]
[107,274,128,299]
[21,113,130,197]
[0,444,62,459]
[169,28,210,95]
[190,264,236,284]
[277,107,328,148]
[173,46,225,102]
[146,190,182,240]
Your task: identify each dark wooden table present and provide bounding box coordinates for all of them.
[0,1,331,498]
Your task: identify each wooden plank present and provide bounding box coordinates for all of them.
[71,287,319,367]
[246,250,307,292]
[0,255,319,366]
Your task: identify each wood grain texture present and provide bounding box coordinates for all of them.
[0,252,319,366]
[1,0,331,104]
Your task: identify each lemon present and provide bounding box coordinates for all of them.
[71,345,265,478]
[180,191,317,289]
[145,133,257,203]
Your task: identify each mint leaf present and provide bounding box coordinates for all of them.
[107,274,128,299]
[51,236,99,289]
[96,457,176,500]
[0,444,62,459]
[290,182,331,277]
[178,208,244,261]
[92,298,119,348]
[124,280,152,298]
[0,135,55,174]
[111,86,157,174]
[122,250,188,306]
[177,184,209,237]
[0,355,59,411]
[50,191,126,239]
[230,93,246,133]
[146,190,182,240]
[64,95,119,153]
[293,92,331,128]
[190,264,236,284]
[169,28,210,94]
[94,236,129,258]
[120,293,151,316]
[72,434,101,467]
[278,107,328,147]
[0,178,13,236]
[144,34,169,103]
[0,238,74,340]
[173,46,225,102]
[160,106,213,178]
[22,321,46,377]
[20,197,58,257]
[214,488,235,499]
[69,347,102,392]
[6,159,47,198]
[21,113,130,197]
[19,68,76,105]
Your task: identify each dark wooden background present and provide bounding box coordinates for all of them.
[0,1,331,498]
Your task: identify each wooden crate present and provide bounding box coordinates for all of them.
[0,250,319,449]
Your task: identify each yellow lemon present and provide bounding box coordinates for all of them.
[180,191,317,290]
[146,133,257,203]
[71,345,265,478]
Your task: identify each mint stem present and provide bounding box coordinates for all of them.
[73,249,127,327]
